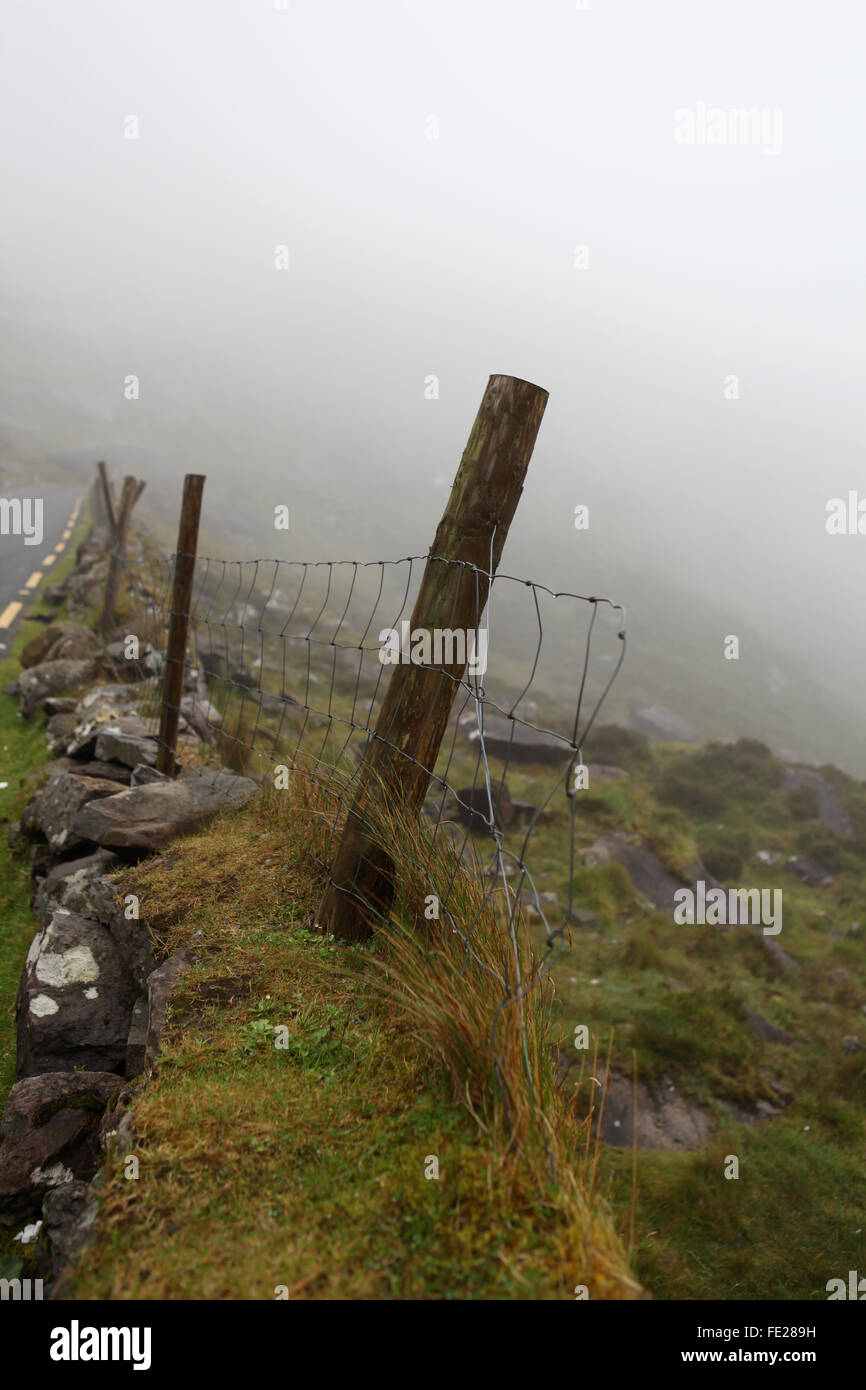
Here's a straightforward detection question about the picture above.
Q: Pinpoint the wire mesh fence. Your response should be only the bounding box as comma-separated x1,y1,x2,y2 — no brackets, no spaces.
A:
133,548,623,945
123,539,626,1154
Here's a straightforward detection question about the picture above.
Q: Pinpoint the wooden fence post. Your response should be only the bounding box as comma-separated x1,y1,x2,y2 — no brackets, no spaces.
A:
316,374,549,943
156,474,206,777
98,476,138,638
97,461,119,541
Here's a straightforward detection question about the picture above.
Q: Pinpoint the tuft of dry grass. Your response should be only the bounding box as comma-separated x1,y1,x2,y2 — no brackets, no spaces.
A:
349,781,644,1297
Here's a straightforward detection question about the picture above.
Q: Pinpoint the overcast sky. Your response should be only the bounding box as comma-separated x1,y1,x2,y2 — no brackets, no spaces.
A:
1,0,864,755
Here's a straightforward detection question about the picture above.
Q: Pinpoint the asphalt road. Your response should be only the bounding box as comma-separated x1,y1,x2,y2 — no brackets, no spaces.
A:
0,484,84,656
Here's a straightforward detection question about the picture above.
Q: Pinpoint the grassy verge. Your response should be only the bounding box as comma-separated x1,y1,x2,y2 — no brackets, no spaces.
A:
69,777,641,1300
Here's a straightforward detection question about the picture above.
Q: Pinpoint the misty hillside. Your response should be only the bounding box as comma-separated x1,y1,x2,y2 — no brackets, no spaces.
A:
1,2,864,1346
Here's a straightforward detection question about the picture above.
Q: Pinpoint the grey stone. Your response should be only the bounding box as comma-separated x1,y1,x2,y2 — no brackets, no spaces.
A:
20,771,124,855
781,768,854,837
42,698,78,717
129,764,171,788
595,1073,712,1151
33,849,121,919
580,831,707,913
67,712,150,760
65,561,108,614
453,783,514,833
73,772,259,852
145,949,191,1075
72,761,131,784
41,1180,99,1276
45,713,78,756
74,684,147,718
784,855,834,888
0,1071,124,1223
179,695,222,741
745,1007,795,1046
93,728,158,768
14,659,101,718
86,877,157,993
21,622,101,671
16,910,137,1078
466,714,571,765
105,640,162,678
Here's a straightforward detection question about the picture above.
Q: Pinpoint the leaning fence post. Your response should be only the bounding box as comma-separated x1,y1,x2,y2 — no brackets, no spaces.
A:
98,476,138,638
316,373,549,943
97,461,119,541
156,474,206,777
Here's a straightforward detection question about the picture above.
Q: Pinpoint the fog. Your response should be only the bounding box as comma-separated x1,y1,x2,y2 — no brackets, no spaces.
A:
1,0,863,769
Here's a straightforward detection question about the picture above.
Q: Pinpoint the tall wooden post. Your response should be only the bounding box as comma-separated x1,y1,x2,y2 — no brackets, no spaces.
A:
156,474,206,777
98,476,137,638
97,461,119,541
316,374,549,942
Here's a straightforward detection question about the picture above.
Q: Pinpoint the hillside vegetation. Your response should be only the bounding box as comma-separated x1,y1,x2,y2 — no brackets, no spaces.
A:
61,722,866,1300
2,509,864,1301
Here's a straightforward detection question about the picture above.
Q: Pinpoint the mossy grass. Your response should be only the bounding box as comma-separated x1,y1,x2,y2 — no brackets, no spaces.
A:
68,771,642,1300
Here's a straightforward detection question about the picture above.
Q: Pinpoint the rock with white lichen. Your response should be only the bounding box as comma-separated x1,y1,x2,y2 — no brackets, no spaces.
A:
15,910,137,1079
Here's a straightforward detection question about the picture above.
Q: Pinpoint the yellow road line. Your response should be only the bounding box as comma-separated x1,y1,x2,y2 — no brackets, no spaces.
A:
1,501,83,637
0,602,23,628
